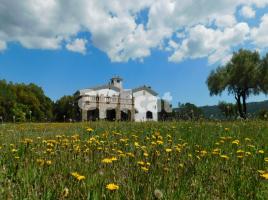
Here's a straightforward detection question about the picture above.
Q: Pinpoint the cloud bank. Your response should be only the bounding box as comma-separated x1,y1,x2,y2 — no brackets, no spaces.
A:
0,0,268,64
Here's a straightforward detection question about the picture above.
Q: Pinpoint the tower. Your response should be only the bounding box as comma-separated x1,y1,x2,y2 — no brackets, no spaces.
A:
110,76,123,90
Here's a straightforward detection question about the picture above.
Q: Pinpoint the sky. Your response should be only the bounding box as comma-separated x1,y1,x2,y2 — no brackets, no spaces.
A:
0,0,268,107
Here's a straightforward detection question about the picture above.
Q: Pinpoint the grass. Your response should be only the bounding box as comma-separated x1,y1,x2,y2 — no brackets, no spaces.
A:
0,121,268,199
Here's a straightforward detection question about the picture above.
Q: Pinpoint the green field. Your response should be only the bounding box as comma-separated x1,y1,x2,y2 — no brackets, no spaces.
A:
0,121,268,199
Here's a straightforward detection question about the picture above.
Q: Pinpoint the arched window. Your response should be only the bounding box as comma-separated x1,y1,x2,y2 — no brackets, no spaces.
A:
146,111,153,119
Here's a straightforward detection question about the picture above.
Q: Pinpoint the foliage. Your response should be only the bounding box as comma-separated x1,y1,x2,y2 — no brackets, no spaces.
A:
0,80,53,122
207,49,268,119
53,91,81,122
218,101,237,119
258,109,268,120
0,122,268,199
173,103,204,120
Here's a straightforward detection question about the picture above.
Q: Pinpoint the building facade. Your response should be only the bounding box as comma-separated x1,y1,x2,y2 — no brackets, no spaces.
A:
79,77,159,121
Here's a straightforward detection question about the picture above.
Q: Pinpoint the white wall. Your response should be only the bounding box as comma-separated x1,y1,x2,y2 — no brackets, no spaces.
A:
133,90,158,122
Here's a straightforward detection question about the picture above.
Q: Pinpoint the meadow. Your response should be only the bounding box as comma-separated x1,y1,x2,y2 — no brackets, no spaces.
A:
0,121,268,200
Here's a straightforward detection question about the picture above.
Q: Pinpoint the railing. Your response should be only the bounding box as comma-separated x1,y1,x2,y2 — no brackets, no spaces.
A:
82,95,133,105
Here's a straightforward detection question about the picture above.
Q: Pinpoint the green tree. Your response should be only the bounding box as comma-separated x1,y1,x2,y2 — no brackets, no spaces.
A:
207,49,262,119
175,103,203,120
53,92,81,122
218,101,237,119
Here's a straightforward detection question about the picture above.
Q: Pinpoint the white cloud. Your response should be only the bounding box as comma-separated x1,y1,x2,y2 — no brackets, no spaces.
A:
251,14,268,47
215,15,237,28
0,0,267,63
240,6,256,18
0,40,7,51
169,23,250,64
66,38,88,54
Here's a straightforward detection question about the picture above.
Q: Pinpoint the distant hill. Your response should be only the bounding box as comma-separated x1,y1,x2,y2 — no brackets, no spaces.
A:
200,100,268,119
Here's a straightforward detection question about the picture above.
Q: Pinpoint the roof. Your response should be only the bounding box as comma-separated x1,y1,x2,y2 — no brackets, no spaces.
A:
86,84,121,92
132,85,158,96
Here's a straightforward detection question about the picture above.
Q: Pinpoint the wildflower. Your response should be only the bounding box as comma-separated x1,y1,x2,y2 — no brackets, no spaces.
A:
260,173,268,180
101,158,113,164
224,128,230,131
141,166,149,172
232,140,239,145
62,187,69,198
77,175,86,181
258,150,265,154
87,127,94,132
236,149,244,153
71,172,86,181
137,161,145,166
154,189,163,199
106,183,119,191
46,160,52,165
165,148,172,153
143,152,149,157
36,159,45,166
157,140,163,145
220,155,229,160
264,157,268,162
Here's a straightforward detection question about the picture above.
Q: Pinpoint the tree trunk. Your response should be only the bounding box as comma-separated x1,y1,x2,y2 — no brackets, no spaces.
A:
242,93,247,118
235,94,244,119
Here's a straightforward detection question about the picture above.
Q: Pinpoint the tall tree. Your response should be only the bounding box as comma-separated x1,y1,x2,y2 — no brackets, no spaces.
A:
207,49,262,119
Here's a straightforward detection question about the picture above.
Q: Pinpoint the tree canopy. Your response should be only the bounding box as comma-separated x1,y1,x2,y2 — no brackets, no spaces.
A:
0,80,53,122
207,49,268,119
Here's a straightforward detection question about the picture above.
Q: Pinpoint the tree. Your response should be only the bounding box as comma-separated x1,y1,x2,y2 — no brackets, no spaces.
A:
53,92,81,122
174,103,203,120
218,101,237,119
0,80,53,122
207,49,262,119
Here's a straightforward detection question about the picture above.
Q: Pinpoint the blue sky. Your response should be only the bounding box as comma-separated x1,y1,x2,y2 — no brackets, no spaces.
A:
0,1,268,106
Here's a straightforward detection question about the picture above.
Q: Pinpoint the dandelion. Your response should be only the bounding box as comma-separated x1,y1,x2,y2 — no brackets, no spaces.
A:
258,150,265,154
220,155,229,160
154,189,163,199
165,148,172,153
106,183,119,191
87,127,94,132
141,166,149,172
62,187,69,198
71,172,86,181
260,173,268,180
101,158,113,164
232,140,239,145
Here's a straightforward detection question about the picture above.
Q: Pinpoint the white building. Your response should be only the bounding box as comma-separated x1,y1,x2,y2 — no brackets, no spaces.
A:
79,77,159,121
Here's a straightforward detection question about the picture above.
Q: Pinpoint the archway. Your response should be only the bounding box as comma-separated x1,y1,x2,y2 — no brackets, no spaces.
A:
106,109,116,121
146,111,153,120
121,110,131,121
87,109,99,121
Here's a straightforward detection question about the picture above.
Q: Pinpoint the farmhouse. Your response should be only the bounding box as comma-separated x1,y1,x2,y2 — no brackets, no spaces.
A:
79,77,160,121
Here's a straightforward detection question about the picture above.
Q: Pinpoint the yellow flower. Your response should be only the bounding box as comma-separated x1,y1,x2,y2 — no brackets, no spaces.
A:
87,127,94,132
141,166,149,172
232,140,239,145
62,187,69,198
46,160,52,165
165,148,172,153
260,173,268,180
220,155,229,160
156,140,163,145
77,175,86,181
101,158,113,164
36,159,45,166
137,161,145,166
106,183,119,191
258,150,265,154
143,152,149,157
71,172,85,181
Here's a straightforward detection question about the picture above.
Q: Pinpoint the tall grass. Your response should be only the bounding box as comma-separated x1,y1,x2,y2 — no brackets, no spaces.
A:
0,121,267,199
